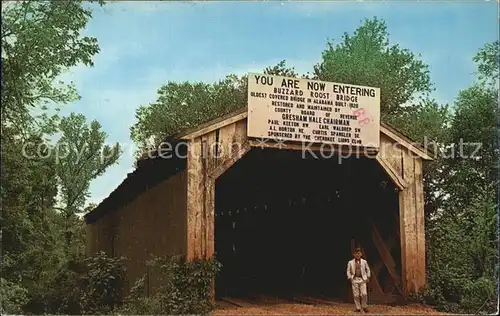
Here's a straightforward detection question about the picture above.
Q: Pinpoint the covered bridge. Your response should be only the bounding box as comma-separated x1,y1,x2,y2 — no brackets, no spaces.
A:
84,106,432,303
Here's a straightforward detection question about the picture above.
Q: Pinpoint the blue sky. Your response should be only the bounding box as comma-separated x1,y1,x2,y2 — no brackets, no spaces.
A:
61,0,498,205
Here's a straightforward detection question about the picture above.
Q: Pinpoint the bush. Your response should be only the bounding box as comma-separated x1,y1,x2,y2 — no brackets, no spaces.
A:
43,251,127,315
120,255,222,315
461,277,497,314
0,277,29,314
424,188,498,313
80,251,128,314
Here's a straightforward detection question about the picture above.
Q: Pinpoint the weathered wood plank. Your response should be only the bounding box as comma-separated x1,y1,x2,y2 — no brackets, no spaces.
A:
187,138,203,260
369,268,385,297
205,177,215,258
220,297,256,308
204,130,218,173
376,155,409,190
380,134,403,177
217,123,237,166
209,142,251,180
414,158,426,291
178,109,248,140
216,300,239,308
248,139,378,156
359,242,385,297
398,191,407,295
85,223,98,256
380,124,433,160
201,136,208,258
233,119,248,145
203,131,217,260
399,149,418,294
100,171,188,293
372,224,400,286
294,296,338,305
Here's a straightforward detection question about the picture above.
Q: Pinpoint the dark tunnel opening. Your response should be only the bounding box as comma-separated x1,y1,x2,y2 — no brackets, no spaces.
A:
214,147,398,300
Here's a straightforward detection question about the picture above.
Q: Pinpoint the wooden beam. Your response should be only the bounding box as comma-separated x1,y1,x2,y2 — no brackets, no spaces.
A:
209,141,251,180
380,124,434,161
179,109,248,140
376,155,408,190
201,137,208,259
369,267,385,297
186,138,203,261
414,158,426,291
399,150,418,295
358,242,385,297
372,224,400,286
248,139,378,156
219,297,255,308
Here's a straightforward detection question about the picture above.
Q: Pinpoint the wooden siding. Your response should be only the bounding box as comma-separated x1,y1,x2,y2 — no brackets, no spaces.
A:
186,120,248,260
379,132,426,294
86,170,187,292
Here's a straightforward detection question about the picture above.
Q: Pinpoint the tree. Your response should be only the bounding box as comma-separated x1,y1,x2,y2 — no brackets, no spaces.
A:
55,113,121,246
0,1,105,313
473,40,499,87
130,60,305,156
442,85,498,212
423,41,499,313
313,17,432,119
131,75,248,155
388,100,452,218
263,60,300,78
1,0,103,131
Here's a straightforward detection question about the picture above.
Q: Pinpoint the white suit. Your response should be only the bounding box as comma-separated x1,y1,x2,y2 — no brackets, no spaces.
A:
346,258,371,310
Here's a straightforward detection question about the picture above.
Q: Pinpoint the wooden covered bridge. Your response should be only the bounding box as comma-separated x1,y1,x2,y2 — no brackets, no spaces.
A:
85,106,432,303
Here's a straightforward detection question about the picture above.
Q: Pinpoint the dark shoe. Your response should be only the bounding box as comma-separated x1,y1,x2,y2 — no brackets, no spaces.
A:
354,309,361,312
363,308,369,313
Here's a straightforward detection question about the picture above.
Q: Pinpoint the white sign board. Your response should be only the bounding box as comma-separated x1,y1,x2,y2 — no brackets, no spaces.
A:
247,73,381,149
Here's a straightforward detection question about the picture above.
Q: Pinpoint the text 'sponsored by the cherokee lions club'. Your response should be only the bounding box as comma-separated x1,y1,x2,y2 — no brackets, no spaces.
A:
247,73,381,148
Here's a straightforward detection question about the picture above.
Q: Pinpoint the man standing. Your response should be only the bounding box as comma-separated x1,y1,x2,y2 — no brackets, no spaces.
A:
346,248,371,313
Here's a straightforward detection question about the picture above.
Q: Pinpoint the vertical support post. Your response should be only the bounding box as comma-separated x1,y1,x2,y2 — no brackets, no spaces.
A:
187,138,203,261
186,136,217,303
399,150,426,295
414,159,426,291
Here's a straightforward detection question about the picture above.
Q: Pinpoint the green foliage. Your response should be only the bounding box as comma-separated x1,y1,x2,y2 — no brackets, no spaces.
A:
55,113,122,218
130,59,305,157
263,60,300,78
473,40,499,87
0,2,124,315
438,85,498,216
0,277,29,314
131,75,247,154
120,255,222,315
0,130,68,305
461,277,497,313
421,40,499,314
42,251,127,315
1,0,104,129
313,17,432,118
80,251,128,314
386,99,452,217
424,188,498,313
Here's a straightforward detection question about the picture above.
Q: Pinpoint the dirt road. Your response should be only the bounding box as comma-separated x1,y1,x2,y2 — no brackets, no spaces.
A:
212,297,446,315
